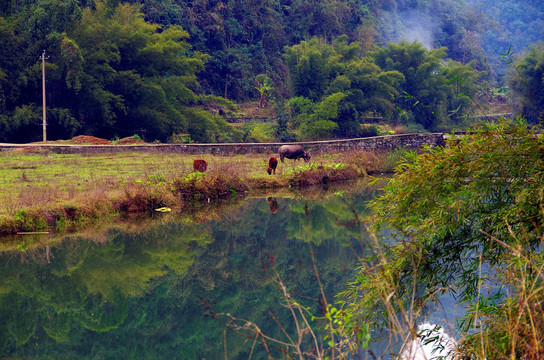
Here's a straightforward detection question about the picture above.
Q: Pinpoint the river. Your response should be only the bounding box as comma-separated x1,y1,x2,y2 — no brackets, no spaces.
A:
0,180,392,359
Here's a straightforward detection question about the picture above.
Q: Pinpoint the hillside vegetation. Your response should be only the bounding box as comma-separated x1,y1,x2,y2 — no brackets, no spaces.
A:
0,0,542,144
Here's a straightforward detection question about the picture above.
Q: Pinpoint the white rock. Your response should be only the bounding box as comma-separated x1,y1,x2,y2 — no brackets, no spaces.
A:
401,322,457,360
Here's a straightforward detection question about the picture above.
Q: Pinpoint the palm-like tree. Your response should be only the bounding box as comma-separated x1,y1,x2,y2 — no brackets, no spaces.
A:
256,77,272,107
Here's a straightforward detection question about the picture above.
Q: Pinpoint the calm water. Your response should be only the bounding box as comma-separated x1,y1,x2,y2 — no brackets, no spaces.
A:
0,182,380,359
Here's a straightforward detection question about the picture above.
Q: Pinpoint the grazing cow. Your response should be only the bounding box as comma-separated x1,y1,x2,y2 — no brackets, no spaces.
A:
267,156,278,175
267,197,278,213
193,159,208,172
278,145,311,163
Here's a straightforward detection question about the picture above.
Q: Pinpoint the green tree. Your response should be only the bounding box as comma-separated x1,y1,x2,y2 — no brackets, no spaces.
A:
507,42,544,123
284,37,332,101
70,1,212,141
371,41,483,129
298,92,344,140
442,59,485,124
284,36,404,139
371,41,451,129
0,0,245,143
255,74,272,108
338,118,544,358
470,0,544,74
344,58,404,117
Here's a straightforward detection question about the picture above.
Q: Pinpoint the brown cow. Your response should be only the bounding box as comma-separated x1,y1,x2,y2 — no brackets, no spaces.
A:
267,156,278,175
193,159,208,172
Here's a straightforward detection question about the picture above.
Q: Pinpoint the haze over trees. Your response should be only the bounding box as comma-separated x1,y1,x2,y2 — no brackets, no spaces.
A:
0,0,542,143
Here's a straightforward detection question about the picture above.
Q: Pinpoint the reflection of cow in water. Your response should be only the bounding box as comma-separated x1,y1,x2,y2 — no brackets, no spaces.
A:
267,197,278,213
267,156,278,175
279,145,311,163
193,159,208,172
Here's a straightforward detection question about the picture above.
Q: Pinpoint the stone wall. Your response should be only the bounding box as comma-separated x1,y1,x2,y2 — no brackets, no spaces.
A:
0,133,446,155
225,117,277,123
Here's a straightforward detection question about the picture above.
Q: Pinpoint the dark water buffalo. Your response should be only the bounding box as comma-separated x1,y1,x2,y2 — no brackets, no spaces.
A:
278,145,311,163
267,156,278,175
193,159,208,172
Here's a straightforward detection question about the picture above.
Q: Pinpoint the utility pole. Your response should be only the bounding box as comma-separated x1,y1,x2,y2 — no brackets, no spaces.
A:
40,50,49,142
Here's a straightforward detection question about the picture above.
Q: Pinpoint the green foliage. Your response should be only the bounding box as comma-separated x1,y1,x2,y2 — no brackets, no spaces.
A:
338,119,544,357
3,105,42,142
299,119,338,140
284,36,407,139
298,92,345,140
284,37,333,101
70,2,210,141
182,171,204,183
197,94,238,112
0,0,541,143
506,43,544,122
255,74,272,107
359,125,381,137
283,162,344,176
179,0,374,101
287,96,314,124
243,122,276,143
372,42,444,128
182,106,240,143
168,133,193,144
0,0,248,143
443,59,485,124
371,41,484,130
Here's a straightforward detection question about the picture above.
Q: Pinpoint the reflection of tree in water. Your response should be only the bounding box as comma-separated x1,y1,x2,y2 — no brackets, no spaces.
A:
75,291,128,333
41,308,72,343
5,294,38,347
0,185,378,358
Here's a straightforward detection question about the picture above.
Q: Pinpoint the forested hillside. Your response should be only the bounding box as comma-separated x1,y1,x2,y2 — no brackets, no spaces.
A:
0,0,542,143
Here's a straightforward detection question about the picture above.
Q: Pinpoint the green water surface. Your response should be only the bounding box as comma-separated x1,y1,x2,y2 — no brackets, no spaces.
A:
0,183,377,359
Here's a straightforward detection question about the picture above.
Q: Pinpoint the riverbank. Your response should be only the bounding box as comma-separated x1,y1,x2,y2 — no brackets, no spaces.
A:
0,148,405,236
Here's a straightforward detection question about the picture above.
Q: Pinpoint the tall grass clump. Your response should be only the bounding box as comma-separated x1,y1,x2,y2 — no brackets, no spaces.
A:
343,148,411,174
172,170,248,206
114,181,175,212
334,118,544,359
284,162,363,187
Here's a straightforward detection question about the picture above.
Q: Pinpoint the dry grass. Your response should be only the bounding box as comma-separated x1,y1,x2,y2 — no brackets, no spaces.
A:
0,149,400,235
235,101,276,118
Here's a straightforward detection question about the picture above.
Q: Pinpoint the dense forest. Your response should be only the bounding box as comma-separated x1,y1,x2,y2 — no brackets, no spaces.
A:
0,0,542,143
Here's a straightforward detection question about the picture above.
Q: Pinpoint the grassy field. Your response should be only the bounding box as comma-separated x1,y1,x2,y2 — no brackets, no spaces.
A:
0,148,405,236
0,151,261,213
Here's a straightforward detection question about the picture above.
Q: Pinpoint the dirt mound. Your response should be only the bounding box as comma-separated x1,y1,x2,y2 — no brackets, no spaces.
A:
9,147,50,154
70,135,112,145
117,136,146,145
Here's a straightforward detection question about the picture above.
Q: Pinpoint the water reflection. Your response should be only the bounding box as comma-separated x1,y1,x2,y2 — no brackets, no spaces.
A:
267,197,279,213
0,181,377,359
